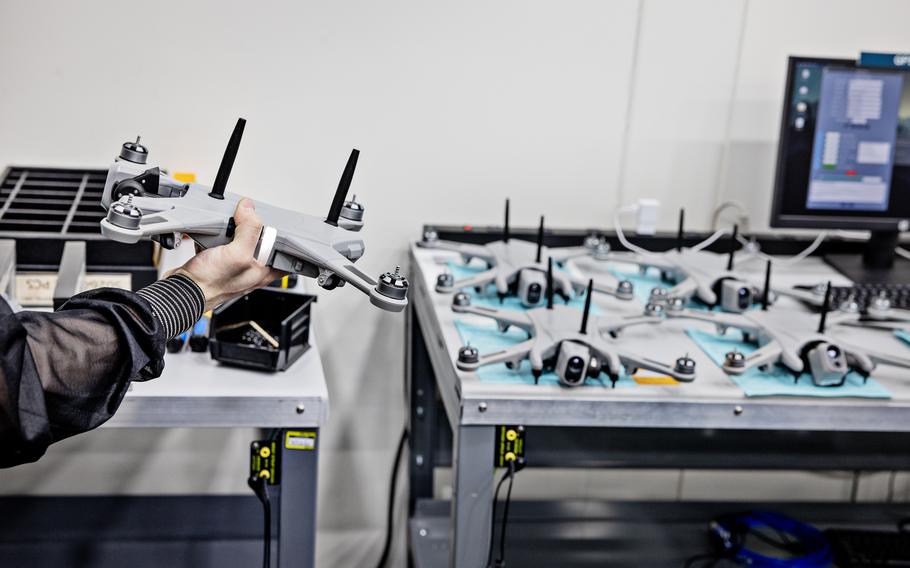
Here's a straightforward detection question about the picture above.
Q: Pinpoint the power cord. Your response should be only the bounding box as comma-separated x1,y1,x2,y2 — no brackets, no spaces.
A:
248,473,272,568
374,427,409,568
486,460,518,568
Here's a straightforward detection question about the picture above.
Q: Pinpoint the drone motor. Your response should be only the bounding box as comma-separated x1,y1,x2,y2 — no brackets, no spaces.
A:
376,266,409,300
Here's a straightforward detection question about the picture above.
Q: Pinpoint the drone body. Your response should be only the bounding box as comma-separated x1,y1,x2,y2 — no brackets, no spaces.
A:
453,261,696,387
99,119,407,312
419,201,634,306
611,214,762,312
664,264,910,386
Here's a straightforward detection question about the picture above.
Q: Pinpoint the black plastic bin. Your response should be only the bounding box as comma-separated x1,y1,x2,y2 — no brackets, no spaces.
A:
209,289,316,371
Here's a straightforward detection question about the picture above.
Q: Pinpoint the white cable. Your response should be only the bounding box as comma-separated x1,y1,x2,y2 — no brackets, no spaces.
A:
689,228,731,253
896,247,910,260
614,204,732,255
613,206,653,255
737,231,827,266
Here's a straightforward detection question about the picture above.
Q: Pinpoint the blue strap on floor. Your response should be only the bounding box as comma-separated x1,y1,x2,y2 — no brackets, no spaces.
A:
453,320,635,387
686,328,891,399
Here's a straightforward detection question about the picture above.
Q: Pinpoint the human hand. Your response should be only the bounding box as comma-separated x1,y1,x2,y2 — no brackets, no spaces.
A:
170,198,283,311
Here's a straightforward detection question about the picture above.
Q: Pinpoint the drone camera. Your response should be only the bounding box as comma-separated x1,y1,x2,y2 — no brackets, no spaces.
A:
517,269,547,307
806,342,848,387
555,341,592,387
718,279,753,313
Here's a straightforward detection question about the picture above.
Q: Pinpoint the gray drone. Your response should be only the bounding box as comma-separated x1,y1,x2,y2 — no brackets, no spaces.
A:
663,261,910,386
453,258,697,387
99,119,408,312
611,211,763,312
418,199,634,307
780,283,910,332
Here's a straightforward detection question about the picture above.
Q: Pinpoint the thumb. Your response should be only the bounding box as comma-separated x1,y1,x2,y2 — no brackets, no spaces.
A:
230,198,265,256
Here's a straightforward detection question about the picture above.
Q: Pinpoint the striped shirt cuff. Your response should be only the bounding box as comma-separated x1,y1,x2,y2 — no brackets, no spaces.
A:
137,274,205,339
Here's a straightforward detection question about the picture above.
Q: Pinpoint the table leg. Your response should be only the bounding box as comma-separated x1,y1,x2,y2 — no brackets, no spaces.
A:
450,425,495,568
408,304,438,512
278,428,319,568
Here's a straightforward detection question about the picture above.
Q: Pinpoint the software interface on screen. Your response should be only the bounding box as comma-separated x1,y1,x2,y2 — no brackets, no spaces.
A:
775,58,910,224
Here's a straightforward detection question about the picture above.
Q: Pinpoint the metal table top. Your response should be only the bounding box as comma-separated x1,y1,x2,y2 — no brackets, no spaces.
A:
410,243,910,431
105,337,328,428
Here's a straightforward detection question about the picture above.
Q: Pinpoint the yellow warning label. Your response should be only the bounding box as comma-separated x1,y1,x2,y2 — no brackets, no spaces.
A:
285,430,317,450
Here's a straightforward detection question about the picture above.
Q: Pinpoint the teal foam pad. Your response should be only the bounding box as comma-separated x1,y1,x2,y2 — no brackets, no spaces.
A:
895,330,910,346
447,261,596,312
686,328,891,399
453,319,635,388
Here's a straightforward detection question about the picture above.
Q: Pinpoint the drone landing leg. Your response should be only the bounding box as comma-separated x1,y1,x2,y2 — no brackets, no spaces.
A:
532,369,542,385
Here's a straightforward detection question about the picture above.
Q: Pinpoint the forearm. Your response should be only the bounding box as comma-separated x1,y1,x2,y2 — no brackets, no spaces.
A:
0,275,203,467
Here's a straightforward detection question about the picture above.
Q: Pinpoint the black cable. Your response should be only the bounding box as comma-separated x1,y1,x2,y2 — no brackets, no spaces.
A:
486,468,512,568
495,461,517,567
261,482,271,568
248,475,272,568
375,427,409,568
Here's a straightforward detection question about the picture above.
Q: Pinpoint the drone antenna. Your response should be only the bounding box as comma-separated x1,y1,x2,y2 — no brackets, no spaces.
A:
818,281,832,334
676,208,685,252
535,215,545,263
503,198,510,243
726,224,739,271
326,149,360,226
546,256,554,310
209,117,246,200
580,279,593,334
761,259,772,311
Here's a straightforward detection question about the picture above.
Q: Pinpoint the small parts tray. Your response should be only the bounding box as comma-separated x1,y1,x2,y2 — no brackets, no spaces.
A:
209,289,315,371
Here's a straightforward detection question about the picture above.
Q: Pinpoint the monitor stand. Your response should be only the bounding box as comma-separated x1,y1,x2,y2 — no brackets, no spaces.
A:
825,230,910,283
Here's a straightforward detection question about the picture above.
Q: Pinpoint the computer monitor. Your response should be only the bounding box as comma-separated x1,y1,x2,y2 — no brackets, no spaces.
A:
770,55,910,282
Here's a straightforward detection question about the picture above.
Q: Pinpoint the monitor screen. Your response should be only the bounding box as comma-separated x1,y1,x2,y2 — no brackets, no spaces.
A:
771,56,910,230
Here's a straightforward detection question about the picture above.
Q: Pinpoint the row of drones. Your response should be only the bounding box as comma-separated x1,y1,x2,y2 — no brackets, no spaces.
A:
418,201,910,388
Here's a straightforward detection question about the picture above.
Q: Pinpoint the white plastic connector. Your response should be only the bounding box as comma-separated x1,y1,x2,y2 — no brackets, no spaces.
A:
634,198,660,236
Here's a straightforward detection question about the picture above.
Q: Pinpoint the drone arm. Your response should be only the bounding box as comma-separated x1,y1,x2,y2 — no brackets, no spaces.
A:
665,278,703,303
617,350,694,382
456,339,535,372
415,240,493,263
439,268,497,293
666,308,756,334
841,341,910,371
548,246,593,263
596,314,661,335
452,304,532,331
725,342,783,375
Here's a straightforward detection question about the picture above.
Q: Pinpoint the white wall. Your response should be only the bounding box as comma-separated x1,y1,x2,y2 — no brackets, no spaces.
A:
3,0,910,563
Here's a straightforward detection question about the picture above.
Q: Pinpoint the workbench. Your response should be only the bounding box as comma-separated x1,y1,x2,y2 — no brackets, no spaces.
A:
0,335,329,568
407,239,910,567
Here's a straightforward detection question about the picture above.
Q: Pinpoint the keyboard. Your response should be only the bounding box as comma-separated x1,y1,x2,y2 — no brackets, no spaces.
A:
826,528,910,567
796,283,910,311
